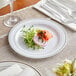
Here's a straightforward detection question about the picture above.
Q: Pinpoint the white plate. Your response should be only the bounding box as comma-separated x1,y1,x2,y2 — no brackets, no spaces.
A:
0,61,41,76
8,18,67,59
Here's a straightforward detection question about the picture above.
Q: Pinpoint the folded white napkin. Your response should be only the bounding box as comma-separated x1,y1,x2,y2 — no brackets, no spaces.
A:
17,67,36,76
33,0,76,31
0,64,23,76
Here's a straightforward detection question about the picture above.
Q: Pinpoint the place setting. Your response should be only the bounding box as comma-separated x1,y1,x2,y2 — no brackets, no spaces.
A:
0,0,67,59
0,0,76,76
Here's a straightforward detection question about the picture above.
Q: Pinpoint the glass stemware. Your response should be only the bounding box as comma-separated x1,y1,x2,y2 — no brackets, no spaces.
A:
4,0,21,27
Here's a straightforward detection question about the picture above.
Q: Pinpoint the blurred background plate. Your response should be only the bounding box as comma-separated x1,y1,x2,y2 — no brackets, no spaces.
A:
0,61,41,76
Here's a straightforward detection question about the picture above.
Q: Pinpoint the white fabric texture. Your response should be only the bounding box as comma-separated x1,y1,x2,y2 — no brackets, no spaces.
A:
33,0,76,31
0,64,23,76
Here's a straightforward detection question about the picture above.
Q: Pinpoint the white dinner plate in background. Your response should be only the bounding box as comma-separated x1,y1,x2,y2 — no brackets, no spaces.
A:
0,61,41,76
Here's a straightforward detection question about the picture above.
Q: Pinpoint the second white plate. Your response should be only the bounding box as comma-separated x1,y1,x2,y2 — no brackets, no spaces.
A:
8,18,67,59
0,61,41,76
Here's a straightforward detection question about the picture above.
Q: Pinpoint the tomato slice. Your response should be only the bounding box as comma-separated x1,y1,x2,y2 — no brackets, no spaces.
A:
37,30,53,41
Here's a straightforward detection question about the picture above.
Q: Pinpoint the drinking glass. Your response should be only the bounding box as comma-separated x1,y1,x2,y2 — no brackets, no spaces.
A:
4,0,21,27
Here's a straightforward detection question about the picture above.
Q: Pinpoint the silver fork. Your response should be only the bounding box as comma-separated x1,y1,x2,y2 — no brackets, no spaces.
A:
48,0,72,15
41,4,64,22
43,0,76,23
48,0,76,20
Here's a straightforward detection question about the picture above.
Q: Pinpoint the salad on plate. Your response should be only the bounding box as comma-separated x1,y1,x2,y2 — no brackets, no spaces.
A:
22,25,53,49
53,58,76,76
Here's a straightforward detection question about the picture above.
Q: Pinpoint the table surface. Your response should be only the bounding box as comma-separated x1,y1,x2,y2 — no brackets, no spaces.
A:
0,7,76,76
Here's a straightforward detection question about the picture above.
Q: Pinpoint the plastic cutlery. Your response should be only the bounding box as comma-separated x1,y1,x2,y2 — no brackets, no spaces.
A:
41,4,65,22
48,0,72,15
